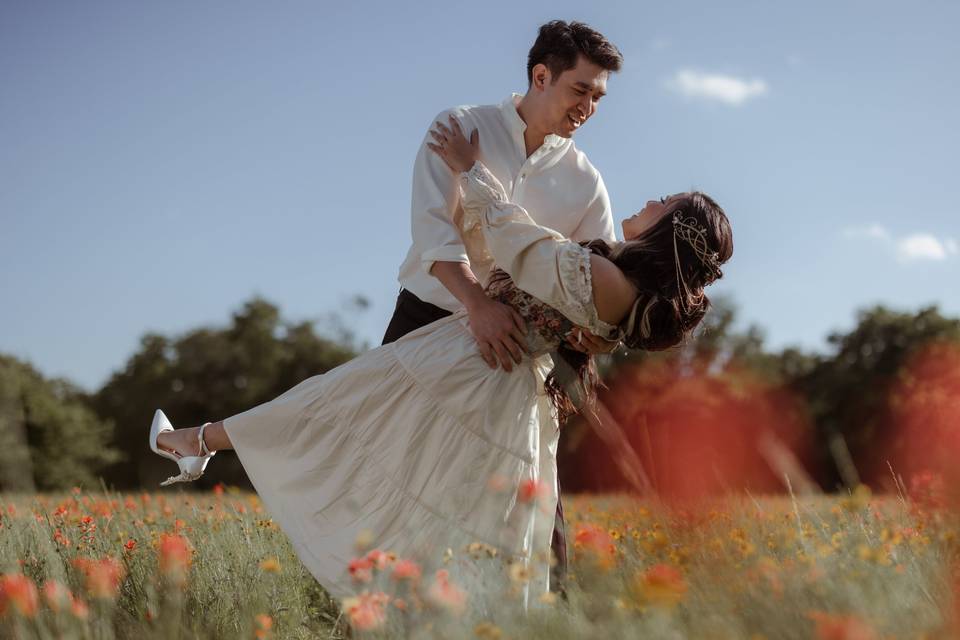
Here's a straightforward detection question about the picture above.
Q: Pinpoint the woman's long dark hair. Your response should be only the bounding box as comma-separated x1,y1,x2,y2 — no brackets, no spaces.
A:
544,191,733,424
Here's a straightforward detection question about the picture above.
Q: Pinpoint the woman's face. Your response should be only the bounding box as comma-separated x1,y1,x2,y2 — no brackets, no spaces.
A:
621,193,685,240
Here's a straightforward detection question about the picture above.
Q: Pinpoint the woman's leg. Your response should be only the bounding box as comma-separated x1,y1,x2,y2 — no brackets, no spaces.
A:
156,421,233,457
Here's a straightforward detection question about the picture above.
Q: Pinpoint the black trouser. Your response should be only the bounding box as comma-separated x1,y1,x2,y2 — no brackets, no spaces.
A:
381,288,569,594
381,288,453,345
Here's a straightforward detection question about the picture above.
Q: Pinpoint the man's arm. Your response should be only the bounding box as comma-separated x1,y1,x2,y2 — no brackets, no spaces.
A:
411,111,471,272
570,172,617,244
413,112,529,371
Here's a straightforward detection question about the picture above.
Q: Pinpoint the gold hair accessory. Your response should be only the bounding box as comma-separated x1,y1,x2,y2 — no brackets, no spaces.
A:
672,213,722,282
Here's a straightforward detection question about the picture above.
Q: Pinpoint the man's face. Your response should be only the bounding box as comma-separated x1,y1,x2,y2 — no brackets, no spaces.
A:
537,55,609,138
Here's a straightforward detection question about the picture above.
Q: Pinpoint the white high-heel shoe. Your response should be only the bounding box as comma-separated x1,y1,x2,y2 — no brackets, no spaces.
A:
149,409,217,486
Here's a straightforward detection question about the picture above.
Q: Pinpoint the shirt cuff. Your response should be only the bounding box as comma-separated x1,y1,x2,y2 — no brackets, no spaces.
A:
421,245,470,275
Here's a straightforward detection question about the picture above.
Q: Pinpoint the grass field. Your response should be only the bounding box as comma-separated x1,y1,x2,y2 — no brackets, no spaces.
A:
0,485,956,639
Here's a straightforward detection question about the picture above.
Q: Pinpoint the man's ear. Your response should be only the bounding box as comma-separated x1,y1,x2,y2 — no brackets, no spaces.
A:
531,63,551,91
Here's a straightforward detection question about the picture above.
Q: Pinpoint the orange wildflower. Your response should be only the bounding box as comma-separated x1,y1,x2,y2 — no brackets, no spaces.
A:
259,557,281,573
41,579,73,613
517,479,547,503
71,596,90,620
92,500,114,518
366,549,394,570
158,533,192,583
631,564,687,608
573,522,616,569
72,557,125,600
391,558,422,582
254,613,273,639
575,522,614,549
348,556,374,583
124,539,137,552
427,569,467,615
53,528,71,547
808,611,877,640
342,591,389,631
0,573,39,618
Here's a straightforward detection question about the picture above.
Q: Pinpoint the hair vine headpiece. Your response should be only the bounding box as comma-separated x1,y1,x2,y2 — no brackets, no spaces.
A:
672,212,723,283
671,211,722,315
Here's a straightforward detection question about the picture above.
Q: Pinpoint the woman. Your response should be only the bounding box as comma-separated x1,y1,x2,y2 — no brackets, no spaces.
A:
149,119,733,611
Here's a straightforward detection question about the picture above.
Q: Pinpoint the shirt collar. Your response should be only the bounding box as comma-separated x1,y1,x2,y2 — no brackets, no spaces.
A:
500,93,568,153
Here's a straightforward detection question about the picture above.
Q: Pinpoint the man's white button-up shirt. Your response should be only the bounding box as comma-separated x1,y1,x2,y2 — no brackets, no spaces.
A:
397,93,617,312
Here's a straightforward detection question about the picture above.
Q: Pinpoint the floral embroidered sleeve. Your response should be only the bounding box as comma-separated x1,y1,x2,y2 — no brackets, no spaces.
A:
458,161,615,338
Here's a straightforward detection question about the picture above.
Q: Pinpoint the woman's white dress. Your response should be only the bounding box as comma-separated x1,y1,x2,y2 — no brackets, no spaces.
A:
222,162,620,611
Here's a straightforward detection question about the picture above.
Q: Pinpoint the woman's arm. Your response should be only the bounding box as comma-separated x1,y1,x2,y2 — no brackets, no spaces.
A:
589,254,639,326
460,159,634,333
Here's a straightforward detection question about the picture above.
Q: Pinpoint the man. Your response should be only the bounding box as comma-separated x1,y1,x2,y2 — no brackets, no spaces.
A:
382,20,623,593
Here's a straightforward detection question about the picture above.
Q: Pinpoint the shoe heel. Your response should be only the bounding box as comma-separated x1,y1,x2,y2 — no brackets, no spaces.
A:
160,455,211,486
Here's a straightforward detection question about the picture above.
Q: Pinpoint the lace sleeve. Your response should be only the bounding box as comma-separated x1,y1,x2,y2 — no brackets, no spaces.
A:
458,162,617,338
458,161,509,232
555,243,620,340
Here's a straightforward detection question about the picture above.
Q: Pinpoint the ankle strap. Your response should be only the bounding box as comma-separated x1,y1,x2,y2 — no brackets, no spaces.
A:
198,422,214,456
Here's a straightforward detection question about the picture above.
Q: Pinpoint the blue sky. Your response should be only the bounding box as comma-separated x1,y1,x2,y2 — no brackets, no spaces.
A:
2,1,958,390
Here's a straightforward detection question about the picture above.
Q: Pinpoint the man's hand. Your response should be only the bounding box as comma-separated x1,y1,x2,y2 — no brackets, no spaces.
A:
565,327,620,355
465,296,529,372
428,262,528,372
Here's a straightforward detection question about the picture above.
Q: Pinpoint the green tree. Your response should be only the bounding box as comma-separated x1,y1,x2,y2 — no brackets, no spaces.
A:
790,305,960,489
0,355,123,492
92,297,358,489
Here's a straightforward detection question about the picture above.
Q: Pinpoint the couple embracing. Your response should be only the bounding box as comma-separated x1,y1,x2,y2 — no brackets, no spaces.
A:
148,20,733,612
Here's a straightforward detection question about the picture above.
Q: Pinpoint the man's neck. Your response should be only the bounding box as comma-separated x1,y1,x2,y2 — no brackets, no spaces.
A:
515,95,549,158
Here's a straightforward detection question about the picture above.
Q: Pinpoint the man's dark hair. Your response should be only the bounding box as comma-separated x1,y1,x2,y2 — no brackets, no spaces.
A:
526,20,623,86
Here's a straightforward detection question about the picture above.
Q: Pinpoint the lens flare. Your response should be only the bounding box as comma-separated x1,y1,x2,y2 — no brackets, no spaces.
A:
877,339,960,503
563,357,815,502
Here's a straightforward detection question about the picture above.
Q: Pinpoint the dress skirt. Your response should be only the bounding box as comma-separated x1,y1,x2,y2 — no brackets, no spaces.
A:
222,312,561,609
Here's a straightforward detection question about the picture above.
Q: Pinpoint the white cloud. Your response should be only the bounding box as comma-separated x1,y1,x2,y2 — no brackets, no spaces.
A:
842,224,957,263
896,233,952,262
843,224,891,241
668,69,768,106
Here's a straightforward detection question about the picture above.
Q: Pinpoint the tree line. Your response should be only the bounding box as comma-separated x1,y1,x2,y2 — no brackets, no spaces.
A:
1,296,958,494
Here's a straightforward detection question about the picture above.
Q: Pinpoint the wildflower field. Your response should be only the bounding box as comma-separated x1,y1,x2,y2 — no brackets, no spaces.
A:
1,485,956,639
